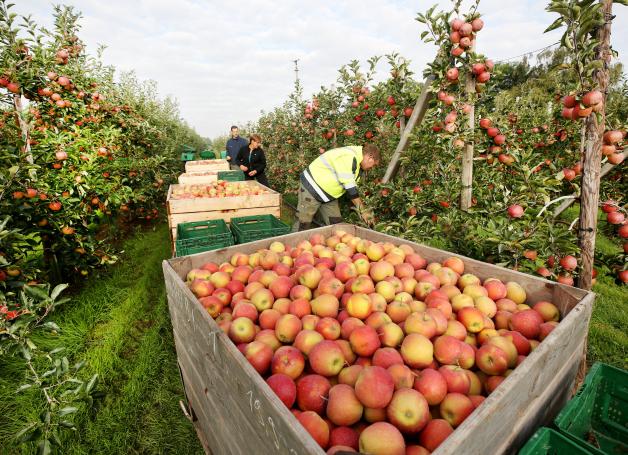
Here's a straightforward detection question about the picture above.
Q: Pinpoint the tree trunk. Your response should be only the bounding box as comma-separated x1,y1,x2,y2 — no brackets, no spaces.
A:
578,0,613,291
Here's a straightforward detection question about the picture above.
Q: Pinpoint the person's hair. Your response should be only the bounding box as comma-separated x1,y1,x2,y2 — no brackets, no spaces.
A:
230,125,238,131
249,134,262,144
363,144,380,163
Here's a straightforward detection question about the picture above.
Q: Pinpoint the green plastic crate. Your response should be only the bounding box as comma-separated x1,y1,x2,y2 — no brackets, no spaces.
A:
217,170,245,181
230,214,290,244
519,428,601,455
220,150,227,159
175,220,233,256
554,362,628,455
199,150,216,159
180,152,195,161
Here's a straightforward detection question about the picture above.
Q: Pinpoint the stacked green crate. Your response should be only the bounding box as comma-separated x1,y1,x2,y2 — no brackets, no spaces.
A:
230,215,290,244
553,363,627,454
175,220,233,256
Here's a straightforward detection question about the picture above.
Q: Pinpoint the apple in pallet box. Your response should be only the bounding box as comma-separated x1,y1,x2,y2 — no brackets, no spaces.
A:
509,309,543,339
372,347,403,369
388,364,414,390
420,419,454,452
271,346,304,379
354,366,395,409
386,388,430,433
326,384,364,426
243,340,273,374
297,411,329,449
266,373,296,408
329,426,359,451
275,313,302,343
296,374,331,414
375,322,403,349
400,333,434,369
349,325,381,357
293,329,324,356
316,314,342,338
308,340,345,377
359,422,406,455
440,392,475,427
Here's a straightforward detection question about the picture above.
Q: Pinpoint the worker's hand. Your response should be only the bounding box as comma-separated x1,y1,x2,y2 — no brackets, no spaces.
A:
240,165,248,171
360,210,375,226
248,170,257,176
226,156,231,161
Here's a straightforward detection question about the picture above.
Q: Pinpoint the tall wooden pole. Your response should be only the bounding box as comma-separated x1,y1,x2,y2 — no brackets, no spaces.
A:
460,61,475,211
578,0,613,291
381,76,434,184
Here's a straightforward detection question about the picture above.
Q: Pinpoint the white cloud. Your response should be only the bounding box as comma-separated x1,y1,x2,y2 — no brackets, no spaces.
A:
15,1,628,138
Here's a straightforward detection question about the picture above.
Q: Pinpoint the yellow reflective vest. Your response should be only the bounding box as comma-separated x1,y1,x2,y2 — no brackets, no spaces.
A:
301,146,363,202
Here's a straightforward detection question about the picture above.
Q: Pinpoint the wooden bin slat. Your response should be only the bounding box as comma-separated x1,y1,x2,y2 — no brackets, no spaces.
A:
163,223,594,455
178,172,219,184
184,159,230,172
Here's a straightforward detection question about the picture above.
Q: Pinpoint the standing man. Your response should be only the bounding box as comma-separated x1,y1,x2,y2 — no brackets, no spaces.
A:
297,144,380,231
226,125,248,171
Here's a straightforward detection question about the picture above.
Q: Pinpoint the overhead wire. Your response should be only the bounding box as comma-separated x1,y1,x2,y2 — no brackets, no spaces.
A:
495,41,561,63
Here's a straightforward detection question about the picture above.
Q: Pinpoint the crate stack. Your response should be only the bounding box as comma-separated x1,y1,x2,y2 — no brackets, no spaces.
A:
519,362,627,454
169,146,290,256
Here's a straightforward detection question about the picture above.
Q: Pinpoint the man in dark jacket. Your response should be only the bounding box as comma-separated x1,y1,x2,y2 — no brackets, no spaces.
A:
226,126,248,170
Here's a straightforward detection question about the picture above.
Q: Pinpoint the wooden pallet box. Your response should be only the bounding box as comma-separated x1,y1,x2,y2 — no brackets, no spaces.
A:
184,159,230,173
162,224,594,455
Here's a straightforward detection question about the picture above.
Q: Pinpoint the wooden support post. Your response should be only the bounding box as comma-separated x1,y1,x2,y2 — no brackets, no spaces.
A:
578,0,613,291
460,63,475,211
13,94,33,165
381,75,434,184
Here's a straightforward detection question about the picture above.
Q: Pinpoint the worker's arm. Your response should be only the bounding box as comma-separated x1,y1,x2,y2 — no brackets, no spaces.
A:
351,196,374,225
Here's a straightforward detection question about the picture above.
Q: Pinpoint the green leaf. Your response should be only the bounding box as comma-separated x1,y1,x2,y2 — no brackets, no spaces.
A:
544,17,564,33
16,383,32,393
58,406,78,417
37,439,51,455
23,285,49,301
9,166,18,177
15,422,38,443
43,321,60,331
50,283,68,301
86,374,98,393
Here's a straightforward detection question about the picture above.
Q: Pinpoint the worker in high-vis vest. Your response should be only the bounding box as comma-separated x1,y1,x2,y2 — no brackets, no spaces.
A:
296,144,380,231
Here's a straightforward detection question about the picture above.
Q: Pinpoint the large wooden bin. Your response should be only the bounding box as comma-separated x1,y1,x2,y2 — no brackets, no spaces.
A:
162,224,594,455
166,181,281,248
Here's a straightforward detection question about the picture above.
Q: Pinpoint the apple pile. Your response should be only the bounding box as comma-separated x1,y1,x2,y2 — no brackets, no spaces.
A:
186,229,562,454
170,182,270,199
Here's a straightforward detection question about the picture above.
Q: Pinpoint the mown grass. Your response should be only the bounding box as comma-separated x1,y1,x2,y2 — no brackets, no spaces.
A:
0,224,203,455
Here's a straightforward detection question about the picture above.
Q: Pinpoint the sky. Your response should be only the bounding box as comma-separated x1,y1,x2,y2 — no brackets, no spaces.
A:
17,1,628,140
